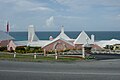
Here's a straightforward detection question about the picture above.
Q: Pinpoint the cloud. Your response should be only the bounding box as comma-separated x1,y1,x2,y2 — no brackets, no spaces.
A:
118,14,120,17
0,0,120,31
53,0,120,12
56,15,89,20
46,16,55,27
29,7,54,12
54,0,120,7
14,0,52,12
0,0,54,12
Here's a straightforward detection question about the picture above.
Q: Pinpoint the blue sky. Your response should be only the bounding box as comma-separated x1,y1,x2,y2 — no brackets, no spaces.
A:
0,0,120,31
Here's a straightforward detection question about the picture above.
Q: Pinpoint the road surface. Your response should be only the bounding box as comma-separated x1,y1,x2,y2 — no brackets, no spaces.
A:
0,60,120,80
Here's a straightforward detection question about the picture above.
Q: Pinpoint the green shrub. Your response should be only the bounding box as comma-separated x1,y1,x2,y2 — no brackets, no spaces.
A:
15,47,26,53
15,46,43,53
104,45,114,50
64,49,70,52
0,47,7,51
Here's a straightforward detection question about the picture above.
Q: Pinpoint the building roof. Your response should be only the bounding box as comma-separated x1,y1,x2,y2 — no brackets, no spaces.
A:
28,25,39,42
32,33,39,41
56,26,71,40
74,31,93,44
95,39,120,47
14,40,50,47
42,37,74,48
14,41,28,46
28,40,51,47
0,31,14,41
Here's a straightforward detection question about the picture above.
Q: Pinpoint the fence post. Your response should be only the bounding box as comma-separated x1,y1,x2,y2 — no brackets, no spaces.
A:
14,52,16,58
44,49,46,56
82,45,85,58
55,49,57,60
34,52,36,59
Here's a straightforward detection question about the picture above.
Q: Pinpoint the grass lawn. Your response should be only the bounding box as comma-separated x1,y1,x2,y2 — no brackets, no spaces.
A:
0,53,82,62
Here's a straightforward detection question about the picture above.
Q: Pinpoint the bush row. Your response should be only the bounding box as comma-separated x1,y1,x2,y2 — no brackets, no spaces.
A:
15,46,43,53
0,46,43,53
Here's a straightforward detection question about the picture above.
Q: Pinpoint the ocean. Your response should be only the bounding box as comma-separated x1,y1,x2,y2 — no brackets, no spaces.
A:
9,31,120,41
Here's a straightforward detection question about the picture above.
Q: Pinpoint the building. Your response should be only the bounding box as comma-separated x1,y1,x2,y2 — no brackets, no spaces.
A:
73,31,94,49
95,39,120,48
7,40,28,51
28,25,102,52
0,31,14,47
42,37,74,52
8,25,102,52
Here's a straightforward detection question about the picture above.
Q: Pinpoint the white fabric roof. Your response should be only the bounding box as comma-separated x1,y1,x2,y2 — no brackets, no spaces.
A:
28,25,39,42
14,40,51,47
95,39,120,48
14,41,28,46
33,33,39,41
56,27,71,40
28,40,51,47
74,31,93,44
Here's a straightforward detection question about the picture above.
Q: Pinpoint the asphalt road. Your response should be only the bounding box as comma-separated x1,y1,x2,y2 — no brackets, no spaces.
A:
92,53,120,60
0,60,120,80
